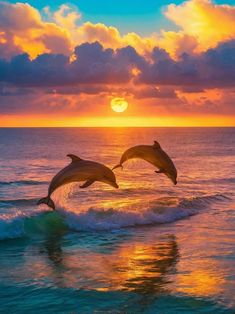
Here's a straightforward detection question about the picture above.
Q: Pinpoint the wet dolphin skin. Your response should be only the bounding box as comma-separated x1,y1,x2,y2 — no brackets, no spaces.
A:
37,154,118,210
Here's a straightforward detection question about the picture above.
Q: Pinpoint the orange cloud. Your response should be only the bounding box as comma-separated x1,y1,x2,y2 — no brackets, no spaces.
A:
76,22,158,55
2,0,235,61
44,4,81,42
0,2,159,59
176,88,235,116
48,0,235,59
53,4,81,30
77,22,121,47
158,31,198,59
164,0,235,54
0,2,72,59
176,88,222,107
70,0,235,58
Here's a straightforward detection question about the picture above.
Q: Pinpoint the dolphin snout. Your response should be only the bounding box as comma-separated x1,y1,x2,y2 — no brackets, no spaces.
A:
111,182,119,189
167,173,177,185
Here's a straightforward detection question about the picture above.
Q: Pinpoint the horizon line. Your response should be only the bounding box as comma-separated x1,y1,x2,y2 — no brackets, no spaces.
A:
1,126,235,128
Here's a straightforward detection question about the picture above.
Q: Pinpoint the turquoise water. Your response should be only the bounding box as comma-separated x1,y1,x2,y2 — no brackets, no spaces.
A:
0,128,234,313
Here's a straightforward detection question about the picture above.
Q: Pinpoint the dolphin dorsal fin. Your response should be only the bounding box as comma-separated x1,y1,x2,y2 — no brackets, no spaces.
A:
153,141,161,149
67,154,82,162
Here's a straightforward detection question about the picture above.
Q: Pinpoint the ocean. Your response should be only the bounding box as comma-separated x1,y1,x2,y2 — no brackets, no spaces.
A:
0,127,234,313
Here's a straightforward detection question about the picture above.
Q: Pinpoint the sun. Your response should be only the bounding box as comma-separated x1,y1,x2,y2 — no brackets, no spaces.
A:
110,97,128,113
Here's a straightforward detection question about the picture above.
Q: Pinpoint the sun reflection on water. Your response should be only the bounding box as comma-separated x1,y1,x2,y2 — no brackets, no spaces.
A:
14,234,179,295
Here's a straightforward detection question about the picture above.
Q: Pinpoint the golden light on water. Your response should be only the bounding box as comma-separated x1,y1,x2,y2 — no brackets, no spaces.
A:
110,97,128,113
1,114,235,127
175,269,225,297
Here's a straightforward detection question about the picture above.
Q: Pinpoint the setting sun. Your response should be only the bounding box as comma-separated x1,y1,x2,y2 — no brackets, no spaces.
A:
110,98,128,113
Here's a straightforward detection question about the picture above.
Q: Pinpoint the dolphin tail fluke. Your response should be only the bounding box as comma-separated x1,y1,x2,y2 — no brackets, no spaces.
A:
112,164,123,171
37,196,55,210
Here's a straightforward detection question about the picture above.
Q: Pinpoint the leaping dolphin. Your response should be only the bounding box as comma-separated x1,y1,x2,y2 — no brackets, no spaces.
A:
37,154,119,210
113,141,177,185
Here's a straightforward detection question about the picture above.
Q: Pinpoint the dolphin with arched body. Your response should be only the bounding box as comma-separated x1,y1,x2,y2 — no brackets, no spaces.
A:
37,154,119,210
113,141,177,185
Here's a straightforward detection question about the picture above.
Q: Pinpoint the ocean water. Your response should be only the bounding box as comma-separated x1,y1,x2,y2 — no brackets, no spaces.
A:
0,127,234,314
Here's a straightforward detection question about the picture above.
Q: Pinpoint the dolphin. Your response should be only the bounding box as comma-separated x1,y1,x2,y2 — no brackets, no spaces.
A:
113,141,177,185
37,154,119,210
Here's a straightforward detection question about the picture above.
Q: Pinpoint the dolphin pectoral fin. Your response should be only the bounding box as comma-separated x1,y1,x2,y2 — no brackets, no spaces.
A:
80,179,95,188
155,169,165,174
67,154,83,162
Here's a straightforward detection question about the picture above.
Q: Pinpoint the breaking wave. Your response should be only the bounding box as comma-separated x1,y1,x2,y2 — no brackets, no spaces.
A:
0,193,230,240
64,194,229,231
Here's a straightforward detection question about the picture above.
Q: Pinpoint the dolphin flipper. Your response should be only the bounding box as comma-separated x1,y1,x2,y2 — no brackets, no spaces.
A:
80,179,95,188
112,164,123,170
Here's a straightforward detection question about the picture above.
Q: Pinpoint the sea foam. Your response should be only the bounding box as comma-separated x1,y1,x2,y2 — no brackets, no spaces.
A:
0,193,229,239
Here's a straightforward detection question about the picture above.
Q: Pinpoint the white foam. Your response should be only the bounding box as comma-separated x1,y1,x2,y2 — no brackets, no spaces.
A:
0,194,229,238
0,215,25,239
62,205,195,231
62,194,229,231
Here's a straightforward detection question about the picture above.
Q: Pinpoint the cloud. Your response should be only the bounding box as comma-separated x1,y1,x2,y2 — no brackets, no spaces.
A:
44,4,81,43
0,0,235,120
1,0,235,61
164,0,235,54
158,31,198,59
133,86,177,99
0,42,145,86
0,1,72,59
0,39,235,90
76,22,158,55
138,40,235,88
51,4,81,30
0,53,70,86
0,2,158,59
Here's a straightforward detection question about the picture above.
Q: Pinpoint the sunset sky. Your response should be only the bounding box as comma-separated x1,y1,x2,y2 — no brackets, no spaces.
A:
0,0,235,126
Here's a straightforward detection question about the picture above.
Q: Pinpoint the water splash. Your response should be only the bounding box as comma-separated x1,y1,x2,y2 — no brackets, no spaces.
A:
0,193,230,239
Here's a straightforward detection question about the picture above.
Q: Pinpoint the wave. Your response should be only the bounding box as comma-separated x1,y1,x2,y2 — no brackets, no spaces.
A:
0,211,66,240
0,193,229,240
0,214,25,240
64,194,230,231
188,177,235,184
0,198,39,208
0,180,47,187
178,194,229,207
